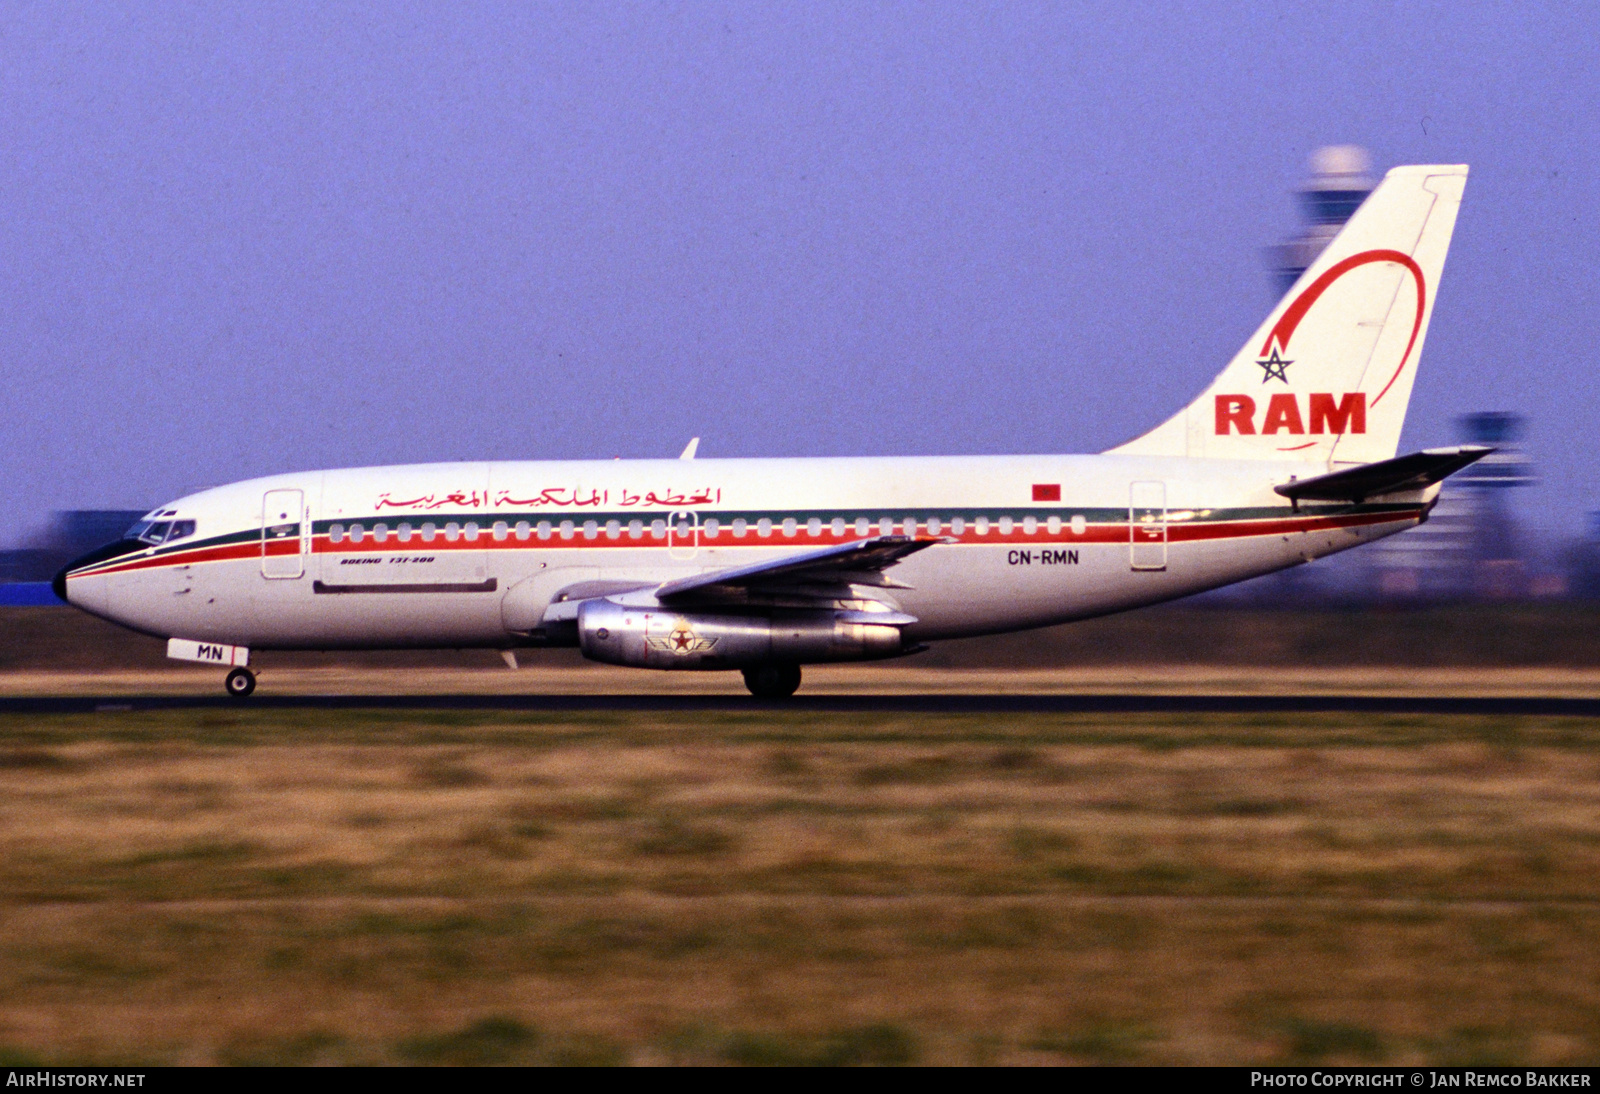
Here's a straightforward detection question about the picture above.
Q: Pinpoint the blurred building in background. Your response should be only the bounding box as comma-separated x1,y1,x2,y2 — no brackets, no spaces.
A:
1266,145,1375,293
1367,412,1537,599
1567,512,1600,601
0,510,146,584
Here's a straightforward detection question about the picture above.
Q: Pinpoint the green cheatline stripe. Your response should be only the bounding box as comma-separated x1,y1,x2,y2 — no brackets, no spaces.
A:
309,501,1413,534
76,500,1418,575
152,528,257,554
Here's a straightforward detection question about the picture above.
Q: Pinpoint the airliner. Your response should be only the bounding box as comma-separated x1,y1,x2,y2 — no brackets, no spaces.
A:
57,165,1479,698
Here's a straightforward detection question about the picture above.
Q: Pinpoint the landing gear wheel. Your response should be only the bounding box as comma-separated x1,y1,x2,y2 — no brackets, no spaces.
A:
225,667,256,699
743,664,801,699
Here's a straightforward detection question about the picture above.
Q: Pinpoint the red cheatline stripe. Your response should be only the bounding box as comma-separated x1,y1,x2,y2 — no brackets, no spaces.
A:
70,509,1421,579
1169,509,1414,543
71,539,284,578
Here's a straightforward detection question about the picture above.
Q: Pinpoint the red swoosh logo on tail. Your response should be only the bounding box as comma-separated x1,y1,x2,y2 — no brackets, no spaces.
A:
1262,248,1426,408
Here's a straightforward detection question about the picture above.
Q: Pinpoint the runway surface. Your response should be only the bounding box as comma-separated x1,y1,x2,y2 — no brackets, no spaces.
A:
5,694,1600,715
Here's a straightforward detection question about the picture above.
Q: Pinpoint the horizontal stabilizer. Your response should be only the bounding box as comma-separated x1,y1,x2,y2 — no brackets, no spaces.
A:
1274,446,1492,503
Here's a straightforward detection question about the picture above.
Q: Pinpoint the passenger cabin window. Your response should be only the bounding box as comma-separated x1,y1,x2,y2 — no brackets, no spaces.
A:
536,521,552,540
855,517,869,537
831,518,845,538
998,516,1013,535
703,518,720,538
349,524,365,544
493,521,509,541
807,518,822,537
444,523,460,542
515,521,531,541
757,518,773,538
951,517,965,536
975,516,990,535
398,523,413,543
878,517,894,536
421,523,436,543
1023,516,1038,535
732,519,748,538
373,523,389,543
464,522,480,542
329,524,345,544
927,517,942,535
628,520,643,539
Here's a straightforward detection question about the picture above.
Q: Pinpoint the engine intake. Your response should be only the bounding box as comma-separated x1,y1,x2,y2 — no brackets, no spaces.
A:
576,598,908,669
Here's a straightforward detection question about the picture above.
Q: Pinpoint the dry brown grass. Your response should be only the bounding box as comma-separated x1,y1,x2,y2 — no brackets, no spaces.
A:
0,707,1599,1064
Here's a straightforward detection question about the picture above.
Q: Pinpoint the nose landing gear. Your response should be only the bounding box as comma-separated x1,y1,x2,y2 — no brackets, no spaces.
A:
742,664,801,699
225,667,256,699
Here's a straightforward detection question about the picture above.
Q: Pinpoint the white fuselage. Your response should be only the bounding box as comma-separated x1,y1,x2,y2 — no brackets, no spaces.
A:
62,452,1427,657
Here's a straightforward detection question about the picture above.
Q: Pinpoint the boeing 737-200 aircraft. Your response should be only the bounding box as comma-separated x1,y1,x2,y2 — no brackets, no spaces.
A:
58,165,1480,698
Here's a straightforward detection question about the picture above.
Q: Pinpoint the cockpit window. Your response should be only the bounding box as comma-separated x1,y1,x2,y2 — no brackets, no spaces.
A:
127,519,195,546
126,517,197,546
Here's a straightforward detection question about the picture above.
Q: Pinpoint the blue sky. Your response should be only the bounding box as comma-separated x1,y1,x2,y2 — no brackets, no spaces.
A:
1,2,1595,537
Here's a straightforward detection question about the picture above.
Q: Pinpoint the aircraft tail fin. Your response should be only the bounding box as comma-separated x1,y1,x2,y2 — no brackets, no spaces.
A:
1108,164,1468,464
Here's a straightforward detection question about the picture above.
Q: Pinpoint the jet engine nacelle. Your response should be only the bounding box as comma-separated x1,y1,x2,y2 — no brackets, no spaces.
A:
576,597,907,669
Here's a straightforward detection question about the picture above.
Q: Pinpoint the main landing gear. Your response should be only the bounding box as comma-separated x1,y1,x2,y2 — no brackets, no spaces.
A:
225,667,256,699
743,664,801,699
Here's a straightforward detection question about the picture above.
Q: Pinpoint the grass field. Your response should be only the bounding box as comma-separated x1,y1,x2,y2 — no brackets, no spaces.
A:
2,704,1600,1065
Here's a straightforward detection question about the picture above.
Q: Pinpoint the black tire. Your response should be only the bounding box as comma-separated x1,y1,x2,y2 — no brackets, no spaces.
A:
743,663,801,699
225,667,256,699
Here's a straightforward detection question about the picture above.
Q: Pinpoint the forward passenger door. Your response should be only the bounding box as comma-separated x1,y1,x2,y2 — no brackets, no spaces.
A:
261,489,306,579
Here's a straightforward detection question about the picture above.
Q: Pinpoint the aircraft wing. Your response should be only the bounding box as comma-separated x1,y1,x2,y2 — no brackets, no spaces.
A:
533,536,935,634
655,535,939,606
1275,445,1492,504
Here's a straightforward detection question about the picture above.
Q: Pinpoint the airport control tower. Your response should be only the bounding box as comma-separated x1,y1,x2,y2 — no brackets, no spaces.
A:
1267,145,1376,293
1256,147,1538,602
1232,146,1378,603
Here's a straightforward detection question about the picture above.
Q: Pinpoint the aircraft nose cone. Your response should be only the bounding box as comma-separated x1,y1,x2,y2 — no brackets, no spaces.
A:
54,539,147,608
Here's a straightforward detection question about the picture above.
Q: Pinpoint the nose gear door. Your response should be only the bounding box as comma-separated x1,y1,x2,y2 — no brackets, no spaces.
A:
262,489,306,579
